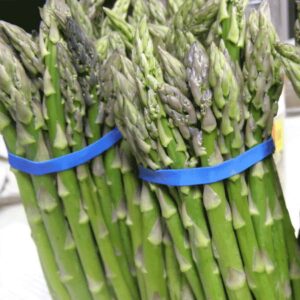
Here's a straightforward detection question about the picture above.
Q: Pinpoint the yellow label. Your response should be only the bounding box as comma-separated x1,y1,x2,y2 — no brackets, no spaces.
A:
272,118,284,153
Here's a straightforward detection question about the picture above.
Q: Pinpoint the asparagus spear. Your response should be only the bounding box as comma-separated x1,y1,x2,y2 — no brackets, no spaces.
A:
65,0,94,37
102,76,138,293
157,37,250,297
131,0,149,23
42,2,136,298
269,159,300,299
147,0,168,25
112,65,175,300
166,0,185,15
276,42,300,98
115,17,209,300
194,45,251,300
100,53,138,282
0,38,92,300
109,54,167,300
41,4,116,298
163,231,182,300
113,69,205,300
163,2,198,61
244,9,292,299
272,41,300,300
80,0,105,38
187,0,221,38
102,53,159,297
103,7,134,49
56,2,142,297
108,0,131,19
157,44,227,300
139,182,168,300
56,40,114,299
0,102,71,300
119,141,148,300
80,0,105,14
0,21,43,77
103,6,169,51
158,16,254,296
203,38,276,298
101,0,131,36
216,0,248,60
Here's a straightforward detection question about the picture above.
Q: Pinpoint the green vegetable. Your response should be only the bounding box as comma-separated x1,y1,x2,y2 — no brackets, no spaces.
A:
0,36,92,300
0,1,299,300
0,102,71,300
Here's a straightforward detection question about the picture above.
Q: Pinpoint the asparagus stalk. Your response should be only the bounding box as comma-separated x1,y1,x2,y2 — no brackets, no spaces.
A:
243,9,292,299
0,21,43,78
147,0,168,25
42,3,136,298
159,40,252,299
131,0,149,24
119,141,148,300
101,56,137,284
79,0,105,38
112,55,171,299
272,41,300,300
113,67,205,300
115,20,223,300
0,38,92,300
269,159,300,299
165,2,197,60
103,7,134,49
80,0,105,14
187,0,221,39
139,182,168,300
163,231,182,300
157,45,227,300
159,27,253,296
205,39,277,298
199,48,251,300
65,0,94,37
41,5,116,299
113,54,168,299
219,0,248,61
0,102,71,300
101,0,131,36
56,40,113,299
166,0,185,15
55,2,141,297
108,0,131,19
275,42,300,98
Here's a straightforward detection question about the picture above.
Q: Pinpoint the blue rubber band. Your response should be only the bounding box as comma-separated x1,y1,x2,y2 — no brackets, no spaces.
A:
8,128,122,176
139,138,275,186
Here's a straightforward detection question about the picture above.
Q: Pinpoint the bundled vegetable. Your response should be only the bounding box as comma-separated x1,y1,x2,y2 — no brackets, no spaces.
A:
0,0,299,299
112,1,300,300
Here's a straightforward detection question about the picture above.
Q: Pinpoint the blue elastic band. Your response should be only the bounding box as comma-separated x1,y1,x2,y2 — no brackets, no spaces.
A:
8,128,122,176
139,138,275,186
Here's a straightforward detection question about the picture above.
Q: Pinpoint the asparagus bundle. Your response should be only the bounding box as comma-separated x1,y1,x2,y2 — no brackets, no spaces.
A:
111,1,300,300
0,0,299,300
0,0,170,299
0,1,137,299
